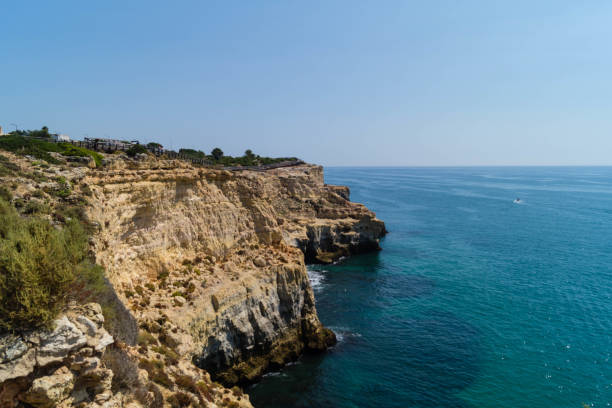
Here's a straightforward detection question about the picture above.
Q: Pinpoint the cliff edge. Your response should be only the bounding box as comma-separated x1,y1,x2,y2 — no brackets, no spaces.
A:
0,152,385,407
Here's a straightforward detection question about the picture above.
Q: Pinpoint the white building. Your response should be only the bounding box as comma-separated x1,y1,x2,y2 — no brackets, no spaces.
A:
53,134,71,142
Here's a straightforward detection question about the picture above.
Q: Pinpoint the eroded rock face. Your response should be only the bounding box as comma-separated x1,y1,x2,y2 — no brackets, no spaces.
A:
0,303,115,408
85,160,385,386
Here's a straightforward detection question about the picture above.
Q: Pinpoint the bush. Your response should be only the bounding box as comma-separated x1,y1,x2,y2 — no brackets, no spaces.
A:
0,198,106,331
137,330,158,347
174,374,197,393
151,345,180,365
196,381,214,403
126,144,149,157
0,186,12,202
21,200,50,215
167,392,193,408
0,154,19,177
178,148,206,160
57,143,103,167
139,358,173,388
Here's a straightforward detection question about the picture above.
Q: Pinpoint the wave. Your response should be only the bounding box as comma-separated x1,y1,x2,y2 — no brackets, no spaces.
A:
307,268,327,292
328,326,362,343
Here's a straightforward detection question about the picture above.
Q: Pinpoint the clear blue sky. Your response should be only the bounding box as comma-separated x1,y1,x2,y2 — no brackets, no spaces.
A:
2,1,612,166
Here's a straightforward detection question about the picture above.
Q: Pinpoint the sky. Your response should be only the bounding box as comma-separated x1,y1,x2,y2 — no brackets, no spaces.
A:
2,1,612,166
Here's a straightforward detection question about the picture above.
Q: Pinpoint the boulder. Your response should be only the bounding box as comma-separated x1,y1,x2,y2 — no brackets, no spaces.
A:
37,316,87,367
20,366,75,408
0,334,28,363
94,330,114,352
253,257,267,267
0,348,37,382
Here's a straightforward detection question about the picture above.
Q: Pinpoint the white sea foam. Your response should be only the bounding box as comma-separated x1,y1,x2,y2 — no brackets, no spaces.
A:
307,268,327,292
328,326,362,343
262,371,284,378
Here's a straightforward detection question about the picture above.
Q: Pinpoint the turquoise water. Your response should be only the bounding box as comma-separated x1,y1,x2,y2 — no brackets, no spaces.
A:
248,167,612,408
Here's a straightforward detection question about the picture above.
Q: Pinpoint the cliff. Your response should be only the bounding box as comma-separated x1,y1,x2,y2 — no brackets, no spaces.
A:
86,157,385,386
0,152,385,407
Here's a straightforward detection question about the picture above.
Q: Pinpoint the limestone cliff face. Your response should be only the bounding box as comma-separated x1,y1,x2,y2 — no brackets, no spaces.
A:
85,158,385,386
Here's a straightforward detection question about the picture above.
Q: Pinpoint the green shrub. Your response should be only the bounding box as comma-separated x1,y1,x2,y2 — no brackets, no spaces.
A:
0,154,19,177
57,143,103,167
0,186,12,202
134,285,145,296
147,142,163,149
167,392,193,408
0,198,106,331
174,374,197,393
53,205,87,223
137,330,158,347
21,200,50,215
151,345,180,365
139,358,173,388
196,380,214,403
31,189,45,198
126,144,149,157
80,183,93,197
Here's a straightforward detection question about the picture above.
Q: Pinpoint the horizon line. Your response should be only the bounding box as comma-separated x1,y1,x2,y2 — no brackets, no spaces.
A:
322,164,612,168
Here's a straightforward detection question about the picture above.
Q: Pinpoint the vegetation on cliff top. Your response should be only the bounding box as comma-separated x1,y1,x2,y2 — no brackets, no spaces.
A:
176,147,298,166
0,133,102,166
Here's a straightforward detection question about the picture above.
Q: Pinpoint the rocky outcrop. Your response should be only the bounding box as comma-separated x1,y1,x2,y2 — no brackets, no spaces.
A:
0,303,118,408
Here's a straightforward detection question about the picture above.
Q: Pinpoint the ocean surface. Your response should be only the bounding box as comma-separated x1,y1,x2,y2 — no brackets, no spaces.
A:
248,167,612,408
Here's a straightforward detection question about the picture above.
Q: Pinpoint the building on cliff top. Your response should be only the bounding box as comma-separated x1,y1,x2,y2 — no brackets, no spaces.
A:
52,134,71,142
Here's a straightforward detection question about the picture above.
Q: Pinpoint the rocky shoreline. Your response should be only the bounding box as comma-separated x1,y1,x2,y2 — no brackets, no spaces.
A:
0,152,385,407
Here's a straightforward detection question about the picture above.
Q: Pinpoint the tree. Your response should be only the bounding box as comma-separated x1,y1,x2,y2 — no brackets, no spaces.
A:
211,147,224,161
179,148,206,159
245,149,254,158
126,144,148,157
29,127,51,138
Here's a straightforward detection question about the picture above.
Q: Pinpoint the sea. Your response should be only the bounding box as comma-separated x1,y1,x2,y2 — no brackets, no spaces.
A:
247,167,612,408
